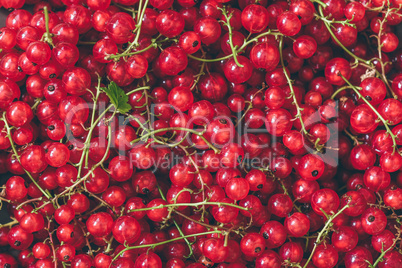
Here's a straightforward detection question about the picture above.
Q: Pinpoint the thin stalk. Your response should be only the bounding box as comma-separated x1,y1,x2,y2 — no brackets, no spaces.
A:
330,86,354,99
1,113,52,200
188,30,283,63
112,230,222,262
45,217,57,268
220,7,243,67
278,36,308,135
340,74,399,152
131,127,220,154
132,0,150,47
154,184,195,261
371,230,401,267
48,123,113,206
303,204,350,268
127,201,249,212
42,6,54,46
376,8,397,98
108,42,157,60
0,219,18,228
175,210,228,231
126,86,150,96
318,6,371,66
176,144,207,218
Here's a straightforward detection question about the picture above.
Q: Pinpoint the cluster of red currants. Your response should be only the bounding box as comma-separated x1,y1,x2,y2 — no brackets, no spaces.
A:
0,0,402,267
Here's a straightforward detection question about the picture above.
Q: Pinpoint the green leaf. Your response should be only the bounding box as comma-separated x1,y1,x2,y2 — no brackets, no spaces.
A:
101,81,132,114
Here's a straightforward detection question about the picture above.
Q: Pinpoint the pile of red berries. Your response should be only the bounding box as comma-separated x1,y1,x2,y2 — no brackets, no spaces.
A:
0,0,402,267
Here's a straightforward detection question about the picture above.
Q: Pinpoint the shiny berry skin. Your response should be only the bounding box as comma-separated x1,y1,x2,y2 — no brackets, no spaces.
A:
250,42,280,71
211,197,239,223
225,177,249,200
199,73,228,102
297,154,325,181
156,10,185,38
20,145,48,173
279,241,303,263
265,108,293,137
54,205,75,225
53,42,79,67
168,86,193,112
284,212,310,237
170,163,194,187
361,208,387,235
112,216,141,244
340,191,367,217
158,46,188,76
240,233,265,257
241,4,269,33
179,31,201,54
364,166,391,192
8,226,33,250
293,35,317,59
146,199,169,222
203,238,229,263
372,230,395,253
106,12,136,44
6,101,33,127
194,17,222,45
332,226,358,252
20,212,45,233
311,188,340,216
312,244,338,268
350,144,376,170
134,252,162,268
26,41,51,65
62,67,91,96
277,11,301,36
56,244,76,262
359,77,387,105
220,143,244,168
6,176,28,201
223,56,254,84
325,58,351,86
126,55,148,79
86,212,114,237
268,193,293,218
33,242,51,260
93,39,118,63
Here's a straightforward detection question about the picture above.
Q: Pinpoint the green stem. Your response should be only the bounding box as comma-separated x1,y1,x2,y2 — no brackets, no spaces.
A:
188,30,283,63
311,0,327,7
330,85,353,99
220,7,243,67
131,127,220,154
84,78,102,167
77,104,112,176
278,36,308,135
2,113,52,200
375,8,397,98
303,204,350,268
132,0,149,46
128,201,249,213
188,53,233,63
340,74,399,152
371,231,401,267
112,230,222,262
318,6,371,66
42,6,53,46
0,219,18,228
154,184,195,260
108,42,157,60
126,86,150,96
